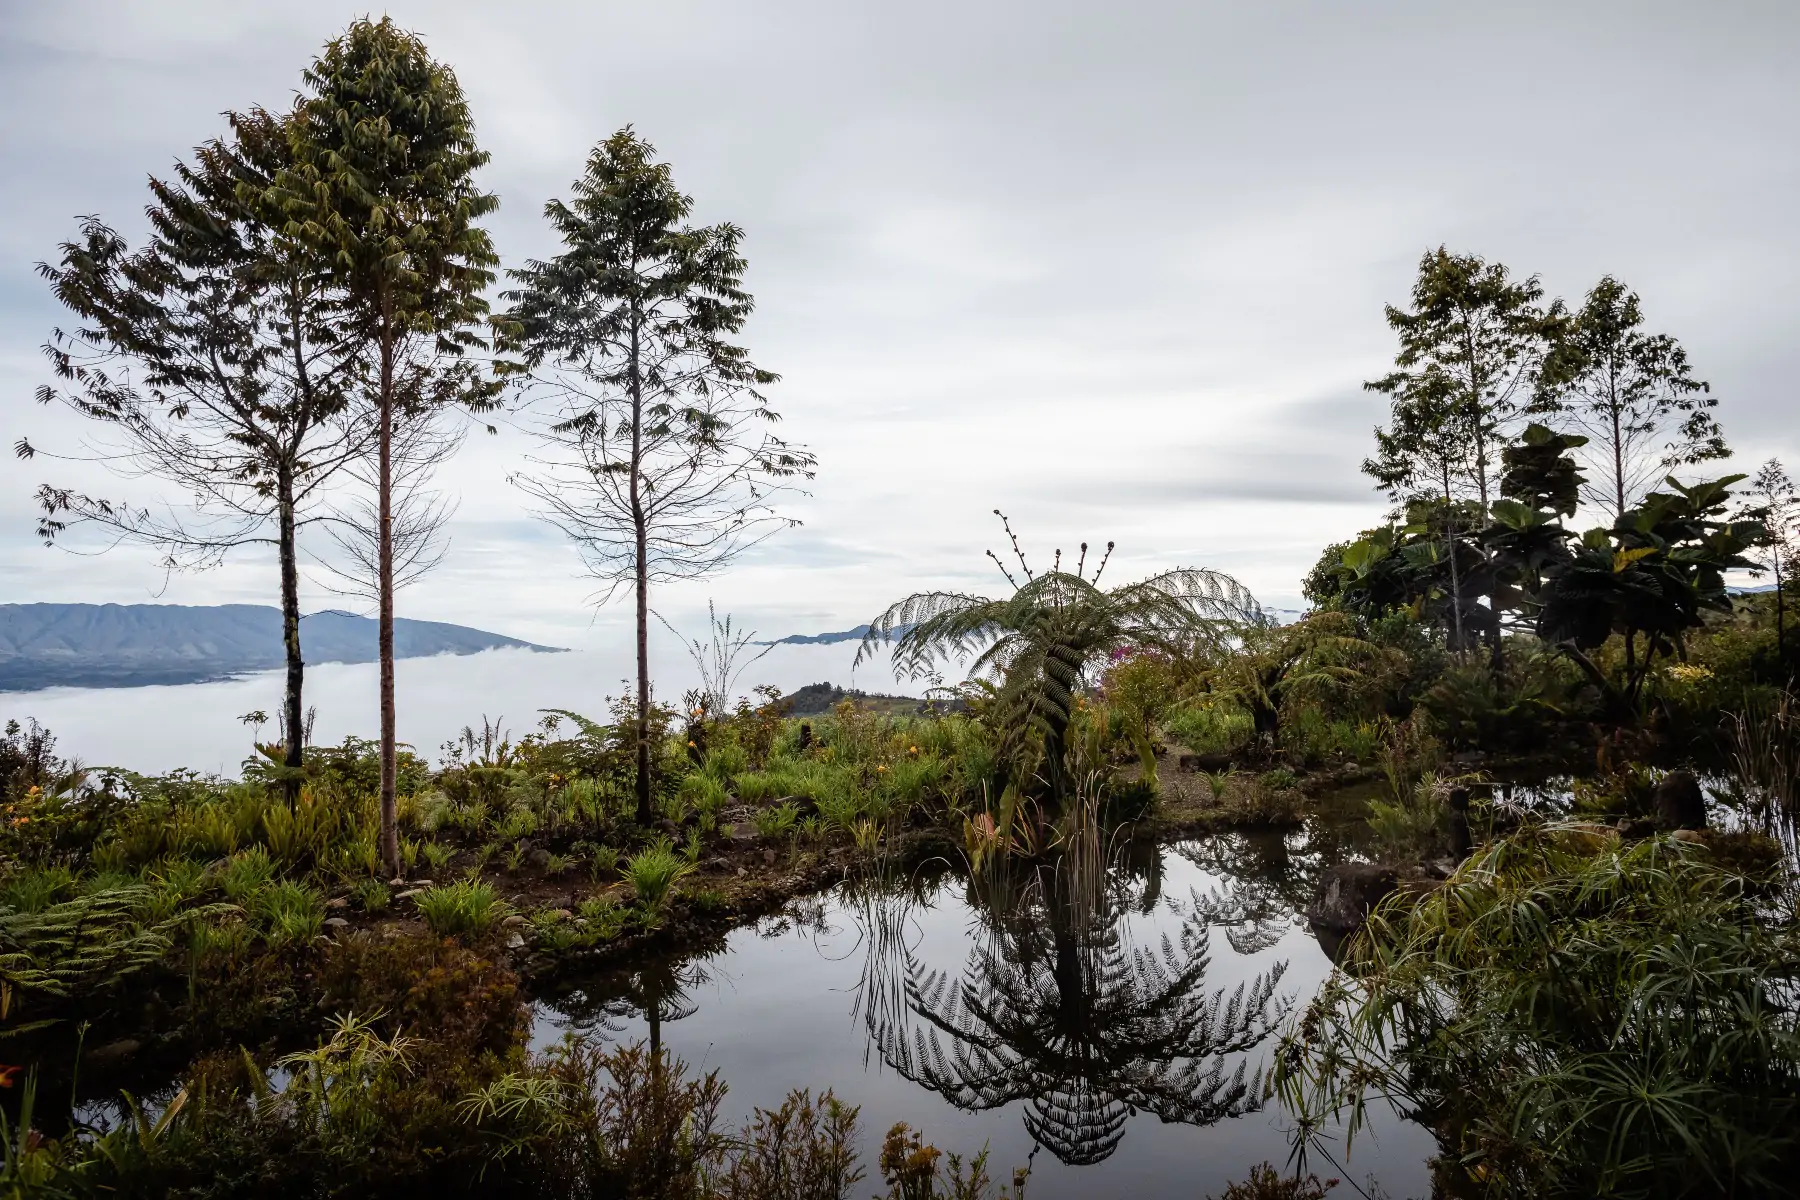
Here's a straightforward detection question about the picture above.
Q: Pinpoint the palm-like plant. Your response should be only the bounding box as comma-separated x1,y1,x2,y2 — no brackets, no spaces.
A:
857,514,1259,797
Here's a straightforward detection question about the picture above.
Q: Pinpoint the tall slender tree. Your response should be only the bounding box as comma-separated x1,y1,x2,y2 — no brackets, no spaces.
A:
501,128,814,825
1364,248,1556,657
1745,457,1797,667
1535,275,1726,520
265,18,500,873
20,106,366,799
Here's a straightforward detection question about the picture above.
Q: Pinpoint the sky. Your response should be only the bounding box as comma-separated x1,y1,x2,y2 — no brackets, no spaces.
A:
2,0,1797,656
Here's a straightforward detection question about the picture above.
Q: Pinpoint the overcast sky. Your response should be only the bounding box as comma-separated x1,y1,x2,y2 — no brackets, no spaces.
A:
2,0,1796,652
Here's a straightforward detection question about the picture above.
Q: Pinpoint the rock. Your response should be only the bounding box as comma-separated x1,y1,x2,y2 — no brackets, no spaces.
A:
1654,770,1707,831
550,909,574,920
83,1039,142,1068
1447,787,1473,859
409,879,434,888
501,914,529,929
504,931,525,950
736,867,747,877
323,916,350,930
1306,863,1397,933
524,848,551,870
1670,828,1706,845
395,888,425,901
325,897,350,910
763,848,777,866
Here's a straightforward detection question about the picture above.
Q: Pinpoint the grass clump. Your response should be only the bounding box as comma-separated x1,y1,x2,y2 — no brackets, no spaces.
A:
414,880,511,939
624,839,693,911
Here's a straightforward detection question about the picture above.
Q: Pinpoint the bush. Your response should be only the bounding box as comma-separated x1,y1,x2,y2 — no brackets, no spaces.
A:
319,932,526,1065
1277,821,1800,1197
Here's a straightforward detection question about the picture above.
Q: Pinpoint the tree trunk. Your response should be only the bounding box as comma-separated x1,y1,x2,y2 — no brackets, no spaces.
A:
1442,465,1466,655
277,466,305,810
378,330,400,878
1776,555,1787,669
1610,392,1626,522
629,308,653,826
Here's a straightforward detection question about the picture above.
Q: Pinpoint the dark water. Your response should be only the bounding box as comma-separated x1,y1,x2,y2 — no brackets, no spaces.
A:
530,811,1437,1199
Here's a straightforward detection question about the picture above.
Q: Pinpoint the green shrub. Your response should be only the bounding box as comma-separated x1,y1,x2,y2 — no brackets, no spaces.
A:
414,880,510,939
680,771,729,820
1277,821,1800,1197
1165,702,1253,757
733,771,783,804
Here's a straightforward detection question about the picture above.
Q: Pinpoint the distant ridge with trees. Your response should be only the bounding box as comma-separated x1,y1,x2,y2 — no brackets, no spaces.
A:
0,603,560,692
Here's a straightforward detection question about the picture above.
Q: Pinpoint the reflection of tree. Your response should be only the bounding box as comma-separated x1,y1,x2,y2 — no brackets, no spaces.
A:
859,844,1292,1165
541,944,717,1057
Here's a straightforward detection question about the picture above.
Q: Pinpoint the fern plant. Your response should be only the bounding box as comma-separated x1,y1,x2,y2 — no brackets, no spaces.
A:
858,513,1257,798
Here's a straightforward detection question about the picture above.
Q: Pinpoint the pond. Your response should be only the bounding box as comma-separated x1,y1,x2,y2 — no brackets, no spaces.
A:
531,810,1438,1199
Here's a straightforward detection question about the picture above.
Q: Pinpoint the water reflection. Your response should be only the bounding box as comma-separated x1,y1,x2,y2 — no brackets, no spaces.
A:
538,941,718,1058
528,814,1437,1195
853,842,1292,1165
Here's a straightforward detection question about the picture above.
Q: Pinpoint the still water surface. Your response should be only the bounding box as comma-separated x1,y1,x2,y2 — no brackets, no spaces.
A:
533,822,1436,1199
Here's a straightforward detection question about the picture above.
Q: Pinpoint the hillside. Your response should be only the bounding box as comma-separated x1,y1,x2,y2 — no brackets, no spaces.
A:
0,603,562,691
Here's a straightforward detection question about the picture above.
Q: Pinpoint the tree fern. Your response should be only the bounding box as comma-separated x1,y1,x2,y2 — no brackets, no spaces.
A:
857,513,1258,796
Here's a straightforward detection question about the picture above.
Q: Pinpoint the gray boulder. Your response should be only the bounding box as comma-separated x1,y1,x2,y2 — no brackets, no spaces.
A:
1654,770,1706,831
1307,863,1397,933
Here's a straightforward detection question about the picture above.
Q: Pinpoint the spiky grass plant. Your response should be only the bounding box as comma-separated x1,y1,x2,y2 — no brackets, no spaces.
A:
414,880,510,939
623,839,693,912
1276,820,1800,1197
256,881,325,946
858,512,1257,798
753,801,800,840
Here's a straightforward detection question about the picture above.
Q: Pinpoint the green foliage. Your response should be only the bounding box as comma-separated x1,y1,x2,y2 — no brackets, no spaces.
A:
1,886,232,1029
255,880,325,946
219,846,276,902
861,514,1257,798
1366,773,1450,862
1278,821,1800,1197
623,840,693,912
753,801,800,840
351,878,390,913
1207,1164,1336,1200
414,880,510,939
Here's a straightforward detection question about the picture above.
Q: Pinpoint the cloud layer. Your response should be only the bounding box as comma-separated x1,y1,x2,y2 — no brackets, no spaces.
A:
2,0,1795,653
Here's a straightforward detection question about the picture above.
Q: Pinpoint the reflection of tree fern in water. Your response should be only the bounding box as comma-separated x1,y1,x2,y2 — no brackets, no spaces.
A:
859,846,1292,1166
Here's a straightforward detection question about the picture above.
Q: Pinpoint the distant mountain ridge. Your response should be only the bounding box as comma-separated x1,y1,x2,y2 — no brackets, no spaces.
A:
761,624,875,646
0,603,562,692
